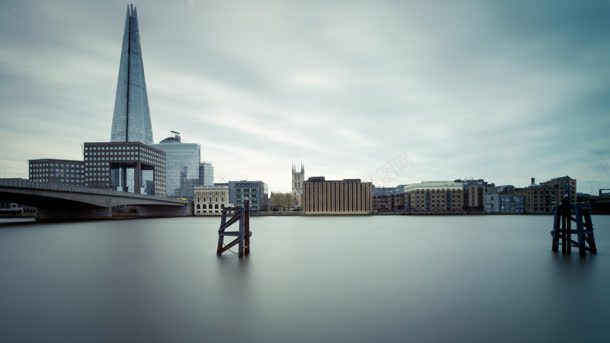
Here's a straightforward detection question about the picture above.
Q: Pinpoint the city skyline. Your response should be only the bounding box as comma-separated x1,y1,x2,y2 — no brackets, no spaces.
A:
1,1,610,193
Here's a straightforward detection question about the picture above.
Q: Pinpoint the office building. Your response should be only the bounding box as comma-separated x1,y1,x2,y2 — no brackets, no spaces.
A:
28,159,84,185
403,181,464,213
154,132,200,198
110,4,154,145
228,181,269,211
193,184,231,215
303,177,373,214
200,162,214,186
292,162,305,209
83,142,166,196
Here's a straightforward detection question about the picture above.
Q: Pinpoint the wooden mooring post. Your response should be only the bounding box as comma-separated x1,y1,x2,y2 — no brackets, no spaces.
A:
217,199,252,257
551,196,597,257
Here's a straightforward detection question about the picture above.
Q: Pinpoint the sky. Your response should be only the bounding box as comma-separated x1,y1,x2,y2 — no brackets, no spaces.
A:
1,0,610,193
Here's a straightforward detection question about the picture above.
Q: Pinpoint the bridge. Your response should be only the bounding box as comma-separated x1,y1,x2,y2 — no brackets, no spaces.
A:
0,179,191,220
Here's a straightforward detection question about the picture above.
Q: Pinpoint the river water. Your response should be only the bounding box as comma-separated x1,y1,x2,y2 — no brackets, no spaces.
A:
1,215,609,342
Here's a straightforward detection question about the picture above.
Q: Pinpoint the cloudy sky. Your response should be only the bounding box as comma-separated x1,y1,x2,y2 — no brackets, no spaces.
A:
1,0,609,193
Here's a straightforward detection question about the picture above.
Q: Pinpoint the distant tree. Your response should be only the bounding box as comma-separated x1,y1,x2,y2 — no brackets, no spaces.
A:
270,192,295,211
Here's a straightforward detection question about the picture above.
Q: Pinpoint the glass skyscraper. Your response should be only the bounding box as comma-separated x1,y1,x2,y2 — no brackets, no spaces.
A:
200,162,214,186
110,4,153,145
154,134,200,198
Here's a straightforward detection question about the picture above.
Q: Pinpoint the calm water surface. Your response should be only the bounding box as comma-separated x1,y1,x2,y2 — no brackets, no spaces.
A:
1,216,609,342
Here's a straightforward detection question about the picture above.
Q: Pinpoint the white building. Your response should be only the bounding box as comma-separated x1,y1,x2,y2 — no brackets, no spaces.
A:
194,184,231,215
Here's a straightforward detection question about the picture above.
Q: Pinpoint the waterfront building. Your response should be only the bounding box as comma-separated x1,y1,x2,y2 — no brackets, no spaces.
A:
83,142,166,196
200,162,214,186
372,186,399,212
228,181,269,211
457,179,487,212
153,132,200,198
516,176,577,214
542,176,577,208
193,184,230,215
485,185,524,214
373,195,393,212
110,4,154,145
403,181,464,213
373,187,398,197
392,185,409,211
28,159,84,185
303,177,373,214
291,163,305,209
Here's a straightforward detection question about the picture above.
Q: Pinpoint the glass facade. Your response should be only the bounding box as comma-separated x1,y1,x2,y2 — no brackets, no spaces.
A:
154,142,200,198
200,162,214,186
110,4,153,145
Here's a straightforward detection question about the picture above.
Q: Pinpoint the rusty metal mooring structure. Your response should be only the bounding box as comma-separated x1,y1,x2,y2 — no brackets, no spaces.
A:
217,199,252,257
551,196,597,257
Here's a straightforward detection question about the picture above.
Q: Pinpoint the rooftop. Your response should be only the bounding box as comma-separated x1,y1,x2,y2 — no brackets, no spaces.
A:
403,181,463,192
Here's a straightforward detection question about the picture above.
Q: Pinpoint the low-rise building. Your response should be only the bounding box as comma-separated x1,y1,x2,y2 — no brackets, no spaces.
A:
485,185,524,214
228,180,269,211
303,177,373,214
403,181,464,213
457,179,487,213
193,184,231,215
373,186,399,212
28,159,84,185
516,176,576,214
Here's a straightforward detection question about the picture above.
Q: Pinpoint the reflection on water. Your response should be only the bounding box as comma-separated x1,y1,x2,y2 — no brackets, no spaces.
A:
0,216,609,342
0,217,35,224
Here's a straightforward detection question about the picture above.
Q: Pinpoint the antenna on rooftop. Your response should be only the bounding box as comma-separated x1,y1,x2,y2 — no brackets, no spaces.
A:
170,130,181,142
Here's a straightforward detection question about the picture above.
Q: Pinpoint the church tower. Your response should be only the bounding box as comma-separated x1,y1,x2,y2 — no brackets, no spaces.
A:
292,162,305,209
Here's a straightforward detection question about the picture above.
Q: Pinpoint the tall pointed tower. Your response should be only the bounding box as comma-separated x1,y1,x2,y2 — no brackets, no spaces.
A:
110,4,153,144
292,162,305,209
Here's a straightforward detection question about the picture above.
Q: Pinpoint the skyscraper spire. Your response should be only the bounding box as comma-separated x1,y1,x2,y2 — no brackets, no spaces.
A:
110,3,153,144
